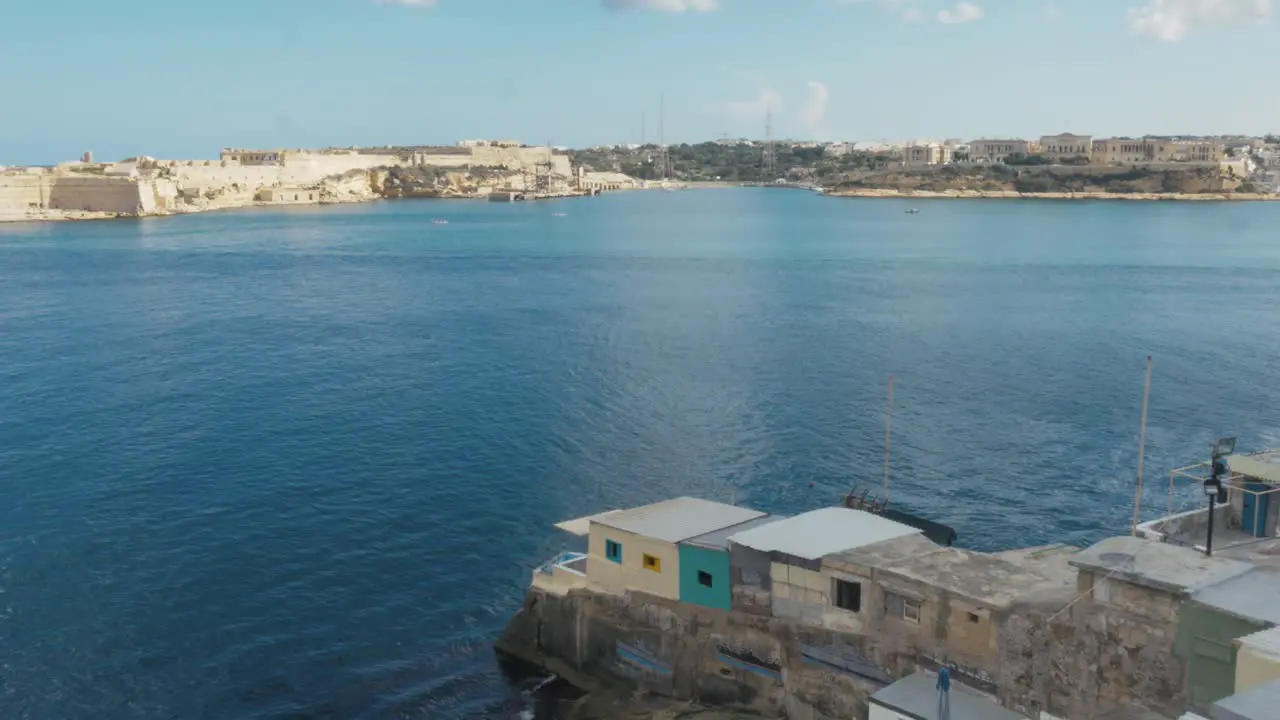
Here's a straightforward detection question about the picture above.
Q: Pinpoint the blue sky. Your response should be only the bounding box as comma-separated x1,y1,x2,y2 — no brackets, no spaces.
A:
1,0,1278,164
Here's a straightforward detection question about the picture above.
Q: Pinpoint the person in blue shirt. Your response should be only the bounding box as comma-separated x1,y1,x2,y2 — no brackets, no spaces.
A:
936,665,952,719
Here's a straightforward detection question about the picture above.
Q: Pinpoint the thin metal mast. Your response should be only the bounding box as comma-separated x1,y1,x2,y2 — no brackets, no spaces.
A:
762,105,776,181
1130,356,1153,535
658,94,667,182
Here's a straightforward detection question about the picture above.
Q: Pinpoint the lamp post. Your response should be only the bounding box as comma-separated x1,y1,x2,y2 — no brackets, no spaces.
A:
1204,481,1220,556
1204,437,1236,557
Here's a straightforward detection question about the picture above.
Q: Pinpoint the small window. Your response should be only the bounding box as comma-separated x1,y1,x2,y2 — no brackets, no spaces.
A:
833,578,862,613
967,612,981,624
605,539,622,563
643,554,661,573
904,599,921,623
885,591,920,624
698,570,713,588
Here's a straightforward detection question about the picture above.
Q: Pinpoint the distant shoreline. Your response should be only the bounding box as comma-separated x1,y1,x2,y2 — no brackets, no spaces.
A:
825,188,1280,202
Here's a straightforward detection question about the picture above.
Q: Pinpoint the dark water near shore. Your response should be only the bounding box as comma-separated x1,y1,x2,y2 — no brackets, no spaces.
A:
1,189,1279,718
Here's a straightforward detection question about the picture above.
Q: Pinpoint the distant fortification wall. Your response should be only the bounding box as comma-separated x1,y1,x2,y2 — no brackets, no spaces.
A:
48,176,150,214
0,173,48,210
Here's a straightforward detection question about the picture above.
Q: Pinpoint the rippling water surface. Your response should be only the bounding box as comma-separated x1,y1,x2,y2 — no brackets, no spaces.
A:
2,190,1279,718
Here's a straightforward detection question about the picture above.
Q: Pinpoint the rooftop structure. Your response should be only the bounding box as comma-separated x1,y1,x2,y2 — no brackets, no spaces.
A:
595,497,765,544
728,506,919,561
875,544,1076,609
1071,536,1253,595
869,671,1028,720
1136,449,1280,558
1192,567,1280,625
1228,451,1280,485
573,497,768,603
683,514,786,551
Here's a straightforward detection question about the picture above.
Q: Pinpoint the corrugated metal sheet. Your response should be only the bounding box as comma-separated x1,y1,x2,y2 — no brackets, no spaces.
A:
592,497,766,544
682,514,787,550
727,507,919,561
870,671,1027,720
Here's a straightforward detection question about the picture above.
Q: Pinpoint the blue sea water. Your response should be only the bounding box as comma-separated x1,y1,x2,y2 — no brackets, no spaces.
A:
1,189,1279,719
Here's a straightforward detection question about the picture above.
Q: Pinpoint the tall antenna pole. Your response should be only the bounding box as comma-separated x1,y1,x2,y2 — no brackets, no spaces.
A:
659,94,667,182
884,374,894,505
762,105,776,182
1130,356,1153,535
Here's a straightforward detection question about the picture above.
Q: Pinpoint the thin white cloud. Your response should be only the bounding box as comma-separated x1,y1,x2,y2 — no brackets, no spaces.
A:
796,81,830,138
1128,0,1270,41
937,1,984,23
601,0,718,11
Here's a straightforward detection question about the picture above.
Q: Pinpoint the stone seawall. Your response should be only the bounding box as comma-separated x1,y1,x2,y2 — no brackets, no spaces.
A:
499,576,1193,720
499,586,908,720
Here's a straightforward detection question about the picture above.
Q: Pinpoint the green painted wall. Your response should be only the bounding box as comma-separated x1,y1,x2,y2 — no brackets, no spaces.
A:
678,545,731,611
1175,602,1268,709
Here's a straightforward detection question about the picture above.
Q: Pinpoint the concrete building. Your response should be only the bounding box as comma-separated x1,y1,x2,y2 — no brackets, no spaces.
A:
903,143,953,167
1039,133,1092,161
256,186,319,203
1176,568,1280,709
969,139,1032,163
221,149,282,165
869,671,1028,720
1175,140,1227,163
584,497,766,602
1064,536,1254,717
678,515,784,612
726,507,922,623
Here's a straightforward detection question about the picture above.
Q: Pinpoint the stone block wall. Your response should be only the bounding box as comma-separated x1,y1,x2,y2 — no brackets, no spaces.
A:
48,176,147,214
998,583,1188,719
0,173,49,210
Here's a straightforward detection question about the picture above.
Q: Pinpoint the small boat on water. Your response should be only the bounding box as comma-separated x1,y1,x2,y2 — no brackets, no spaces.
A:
431,219,449,225
552,212,568,217
904,208,920,215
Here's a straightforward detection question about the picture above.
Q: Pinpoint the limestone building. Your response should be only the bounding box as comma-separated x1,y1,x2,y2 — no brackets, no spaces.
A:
969,139,1033,163
1038,133,1092,161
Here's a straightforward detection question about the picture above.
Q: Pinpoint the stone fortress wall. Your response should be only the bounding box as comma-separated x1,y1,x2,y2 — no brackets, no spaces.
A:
1,140,578,220
0,170,177,216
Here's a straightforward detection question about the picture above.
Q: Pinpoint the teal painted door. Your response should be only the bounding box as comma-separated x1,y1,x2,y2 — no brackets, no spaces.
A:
678,546,731,611
1242,483,1270,537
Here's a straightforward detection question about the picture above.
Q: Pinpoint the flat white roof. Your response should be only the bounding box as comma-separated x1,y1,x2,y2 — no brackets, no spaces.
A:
727,506,920,561
554,509,624,537
592,497,766,544
1228,451,1280,485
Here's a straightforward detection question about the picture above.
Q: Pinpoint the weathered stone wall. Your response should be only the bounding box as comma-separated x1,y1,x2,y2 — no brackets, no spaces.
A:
498,586,894,720
997,578,1187,719
48,176,149,214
